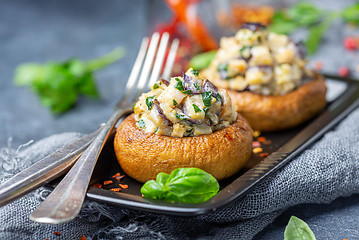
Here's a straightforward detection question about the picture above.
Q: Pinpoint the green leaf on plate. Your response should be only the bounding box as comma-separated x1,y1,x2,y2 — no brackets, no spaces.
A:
284,216,316,240
189,50,217,71
141,168,220,203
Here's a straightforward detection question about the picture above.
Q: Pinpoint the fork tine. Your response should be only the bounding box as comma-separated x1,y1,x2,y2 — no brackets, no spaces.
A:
116,37,149,108
148,32,170,88
162,38,179,80
135,32,160,92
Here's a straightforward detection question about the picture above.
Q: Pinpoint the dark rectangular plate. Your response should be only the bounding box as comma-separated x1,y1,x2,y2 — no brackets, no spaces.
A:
76,74,359,216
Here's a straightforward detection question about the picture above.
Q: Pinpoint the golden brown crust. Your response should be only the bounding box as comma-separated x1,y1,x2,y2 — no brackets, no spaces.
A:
226,73,327,131
114,114,253,183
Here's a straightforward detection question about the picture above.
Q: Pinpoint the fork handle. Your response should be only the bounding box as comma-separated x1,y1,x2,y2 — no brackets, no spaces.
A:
30,108,132,224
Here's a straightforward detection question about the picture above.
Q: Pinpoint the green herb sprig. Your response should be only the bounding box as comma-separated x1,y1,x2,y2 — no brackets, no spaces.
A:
141,168,220,203
14,47,124,114
269,2,359,55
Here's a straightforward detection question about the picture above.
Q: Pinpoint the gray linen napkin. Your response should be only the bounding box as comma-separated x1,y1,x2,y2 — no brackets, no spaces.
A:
1,106,359,239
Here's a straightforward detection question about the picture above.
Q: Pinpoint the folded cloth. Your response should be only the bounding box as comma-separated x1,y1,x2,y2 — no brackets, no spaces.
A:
1,107,359,240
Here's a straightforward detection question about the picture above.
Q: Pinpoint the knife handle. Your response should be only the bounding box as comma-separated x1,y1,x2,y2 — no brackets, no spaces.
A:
0,127,102,207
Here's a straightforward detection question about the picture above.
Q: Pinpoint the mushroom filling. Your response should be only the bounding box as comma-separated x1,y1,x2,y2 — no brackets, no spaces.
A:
208,22,314,96
133,68,237,137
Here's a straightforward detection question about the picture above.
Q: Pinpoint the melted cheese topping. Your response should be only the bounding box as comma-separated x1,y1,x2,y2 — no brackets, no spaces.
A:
134,69,237,137
207,23,313,96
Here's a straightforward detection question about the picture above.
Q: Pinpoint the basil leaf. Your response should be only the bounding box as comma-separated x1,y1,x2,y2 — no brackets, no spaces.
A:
145,96,155,110
192,104,202,113
173,99,178,106
141,168,220,203
284,216,316,240
175,113,191,120
137,119,146,128
201,91,213,108
189,50,217,71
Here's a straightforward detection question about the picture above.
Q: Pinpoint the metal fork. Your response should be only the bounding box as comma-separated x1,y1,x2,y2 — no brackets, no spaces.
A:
29,32,179,224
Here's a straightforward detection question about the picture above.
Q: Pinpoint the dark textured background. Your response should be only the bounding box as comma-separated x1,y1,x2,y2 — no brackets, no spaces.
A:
1,0,359,239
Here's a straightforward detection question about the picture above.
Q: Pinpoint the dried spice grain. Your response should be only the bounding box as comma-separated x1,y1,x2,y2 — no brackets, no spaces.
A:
103,180,113,185
92,183,102,188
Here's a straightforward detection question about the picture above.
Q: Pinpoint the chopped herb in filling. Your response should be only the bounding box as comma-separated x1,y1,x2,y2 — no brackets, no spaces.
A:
137,119,146,128
175,113,191,120
201,91,213,108
192,104,202,113
145,96,155,110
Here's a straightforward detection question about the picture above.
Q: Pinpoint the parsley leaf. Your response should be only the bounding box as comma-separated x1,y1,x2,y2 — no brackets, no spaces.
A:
269,2,359,55
175,113,191,120
173,99,178,106
153,83,160,89
194,83,201,91
191,69,199,76
342,3,359,25
174,78,193,95
216,93,222,103
14,47,124,114
217,63,228,72
146,96,155,110
137,119,146,128
192,104,202,113
201,91,213,108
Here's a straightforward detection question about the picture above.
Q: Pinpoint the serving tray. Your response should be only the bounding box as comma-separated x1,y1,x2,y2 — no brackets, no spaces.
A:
59,74,359,216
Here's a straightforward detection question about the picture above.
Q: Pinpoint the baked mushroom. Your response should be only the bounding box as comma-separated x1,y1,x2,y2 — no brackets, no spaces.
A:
201,23,327,131
114,69,253,183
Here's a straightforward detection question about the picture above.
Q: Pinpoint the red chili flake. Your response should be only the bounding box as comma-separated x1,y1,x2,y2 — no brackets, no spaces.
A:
112,173,121,178
338,66,350,77
252,141,261,148
54,231,61,236
93,183,102,188
257,136,266,142
119,184,128,189
103,180,113,185
79,236,87,240
110,188,121,192
253,147,263,154
259,152,269,158
344,36,357,51
115,175,125,181
314,61,323,70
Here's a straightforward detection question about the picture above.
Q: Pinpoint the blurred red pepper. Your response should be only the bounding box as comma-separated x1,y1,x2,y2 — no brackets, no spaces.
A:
164,0,218,51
